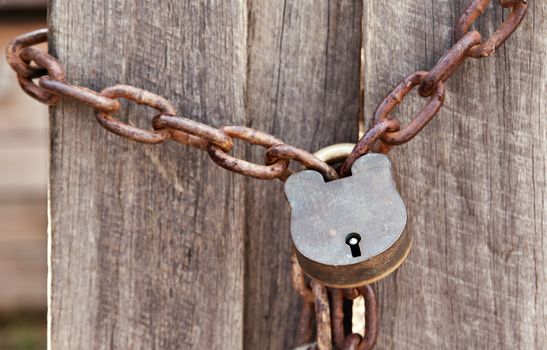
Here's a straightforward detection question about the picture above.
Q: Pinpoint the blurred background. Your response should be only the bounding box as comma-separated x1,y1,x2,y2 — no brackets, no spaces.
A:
0,1,48,349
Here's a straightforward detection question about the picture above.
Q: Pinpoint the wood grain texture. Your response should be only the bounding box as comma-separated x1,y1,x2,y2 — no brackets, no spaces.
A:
244,1,361,348
49,1,246,349
362,1,546,349
47,0,545,349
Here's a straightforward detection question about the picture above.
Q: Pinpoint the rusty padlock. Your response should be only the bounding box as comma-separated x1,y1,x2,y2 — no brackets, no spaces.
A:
284,144,411,288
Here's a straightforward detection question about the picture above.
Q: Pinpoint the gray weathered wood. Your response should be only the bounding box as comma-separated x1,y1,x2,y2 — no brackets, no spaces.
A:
47,0,544,349
49,1,246,349
362,1,546,349
244,1,361,348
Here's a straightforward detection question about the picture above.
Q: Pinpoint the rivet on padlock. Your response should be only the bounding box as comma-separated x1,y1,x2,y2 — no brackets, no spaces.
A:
284,144,411,288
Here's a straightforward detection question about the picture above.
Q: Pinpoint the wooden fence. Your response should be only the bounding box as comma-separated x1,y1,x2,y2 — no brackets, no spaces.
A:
48,1,545,349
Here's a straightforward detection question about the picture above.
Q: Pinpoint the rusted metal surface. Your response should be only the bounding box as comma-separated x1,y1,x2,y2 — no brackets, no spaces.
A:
4,0,527,348
340,120,399,177
373,71,446,146
16,74,59,105
418,31,482,97
39,76,120,112
293,146,382,350
266,144,339,181
291,0,525,345
337,286,378,350
343,288,360,301
291,250,315,304
4,0,527,183
153,114,233,152
355,286,378,350
6,30,62,104
19,47,64,80
5,28,48,78
285,153,410,288
16,49,63,104
345,0,527,170
455,0,528,58
311,280,332,350
330,289,346,349
96,85,176,144
304,286,379,350
208,126,290,180
4,30,334,182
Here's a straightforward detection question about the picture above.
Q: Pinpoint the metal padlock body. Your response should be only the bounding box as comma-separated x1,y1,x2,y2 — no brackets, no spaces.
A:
284,153,410,288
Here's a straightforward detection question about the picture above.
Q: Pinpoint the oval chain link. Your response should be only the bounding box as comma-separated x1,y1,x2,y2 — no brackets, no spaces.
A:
454,0,528,58
5,28,48,78
15,46,64,104
208,126,290,180
95,85,176,144
375,71,446,146
344,0,527,171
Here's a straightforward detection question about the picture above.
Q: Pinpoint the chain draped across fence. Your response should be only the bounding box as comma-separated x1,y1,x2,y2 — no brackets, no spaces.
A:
5,0,527,349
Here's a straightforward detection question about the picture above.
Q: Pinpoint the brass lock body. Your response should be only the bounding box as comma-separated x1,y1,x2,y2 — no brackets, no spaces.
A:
284,145,411,288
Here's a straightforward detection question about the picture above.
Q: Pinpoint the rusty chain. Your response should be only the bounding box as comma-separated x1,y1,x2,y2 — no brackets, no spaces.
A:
5,29,337,182
340,0,527,177
295,1,526,349
4,0,526,349
293,254,379,350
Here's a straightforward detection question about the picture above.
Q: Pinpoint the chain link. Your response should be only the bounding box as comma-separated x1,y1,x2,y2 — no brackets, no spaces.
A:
341,0,527,176
208,126,291,180
5,30,336,181
5,28,48,78
40,76,121,112
455,0,527,58
4,0,527,349
95,85,176,144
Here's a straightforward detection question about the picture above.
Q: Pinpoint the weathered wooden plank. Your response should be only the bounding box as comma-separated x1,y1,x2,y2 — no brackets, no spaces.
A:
45,0,545,348
49,1,246,349
362,1,546,349
244,1,362,348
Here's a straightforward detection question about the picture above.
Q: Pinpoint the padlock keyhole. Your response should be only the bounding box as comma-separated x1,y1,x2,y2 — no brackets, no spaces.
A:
345,233,362,258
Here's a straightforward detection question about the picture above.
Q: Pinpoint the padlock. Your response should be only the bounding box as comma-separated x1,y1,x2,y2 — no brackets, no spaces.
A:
284,145,411,288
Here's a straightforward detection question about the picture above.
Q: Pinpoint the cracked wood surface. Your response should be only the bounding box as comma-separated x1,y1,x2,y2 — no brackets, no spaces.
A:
48,0,544,349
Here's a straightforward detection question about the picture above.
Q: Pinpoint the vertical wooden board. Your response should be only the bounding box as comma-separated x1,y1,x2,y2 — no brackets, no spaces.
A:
48,1,246,349
244,1,362,348
362,1,546,349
